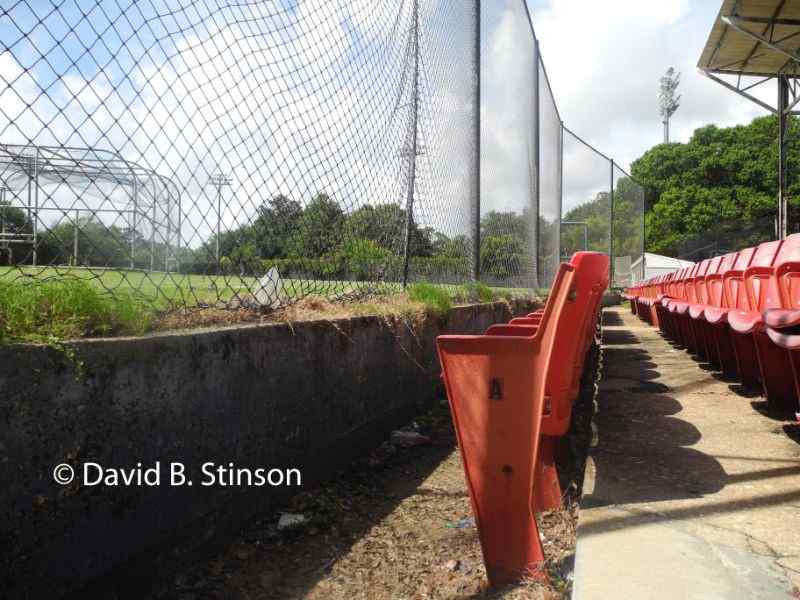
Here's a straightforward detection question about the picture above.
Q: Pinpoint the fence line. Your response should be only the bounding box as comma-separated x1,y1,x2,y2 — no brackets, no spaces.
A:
0,0,644,312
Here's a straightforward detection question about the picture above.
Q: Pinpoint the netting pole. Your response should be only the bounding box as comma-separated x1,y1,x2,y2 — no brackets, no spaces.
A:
642,185,646,279
177,191,182,274
609,159,615,285
165,182,171,272
557,119,563,263
401,0,420,289
472,0,481,283
532,37,541,289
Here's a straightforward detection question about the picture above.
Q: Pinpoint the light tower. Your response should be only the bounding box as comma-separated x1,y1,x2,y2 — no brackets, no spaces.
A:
208,173,232,272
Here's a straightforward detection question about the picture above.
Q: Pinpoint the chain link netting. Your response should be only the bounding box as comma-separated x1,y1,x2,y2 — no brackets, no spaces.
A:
478,0,537,290
537,58,561,288
0,0,643,316
612,163,645,288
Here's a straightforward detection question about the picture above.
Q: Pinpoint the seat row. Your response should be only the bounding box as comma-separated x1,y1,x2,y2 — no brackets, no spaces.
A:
624,235,800,418
436,252,609,585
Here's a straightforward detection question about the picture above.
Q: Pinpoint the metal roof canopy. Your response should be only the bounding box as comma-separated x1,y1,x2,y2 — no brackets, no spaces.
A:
698,0,800,239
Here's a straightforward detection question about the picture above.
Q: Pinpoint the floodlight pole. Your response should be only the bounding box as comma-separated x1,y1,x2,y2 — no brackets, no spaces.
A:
73,209,79,265
32,149,38,266
150,178,157,272
209,173,232,273
131,177,138,269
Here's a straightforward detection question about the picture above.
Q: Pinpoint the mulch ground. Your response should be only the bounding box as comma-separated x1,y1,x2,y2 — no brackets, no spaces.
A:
147,403,577,600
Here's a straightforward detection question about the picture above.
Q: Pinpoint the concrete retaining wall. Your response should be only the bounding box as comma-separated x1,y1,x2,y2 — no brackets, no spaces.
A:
0,300,535,598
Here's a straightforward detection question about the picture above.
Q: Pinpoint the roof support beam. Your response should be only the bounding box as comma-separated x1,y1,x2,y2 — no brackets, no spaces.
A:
729,16,800,27
699,69,778,113
722,15,800,65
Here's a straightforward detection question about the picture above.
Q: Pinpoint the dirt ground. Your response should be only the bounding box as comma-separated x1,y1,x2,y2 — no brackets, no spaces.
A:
147,403,577,600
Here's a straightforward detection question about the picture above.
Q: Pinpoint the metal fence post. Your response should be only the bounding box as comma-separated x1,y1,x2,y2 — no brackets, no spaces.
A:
472,0,481,282
532,36,541,289
401,0,420,289
778,75,788,240
557,120,563,264
609,159,615,285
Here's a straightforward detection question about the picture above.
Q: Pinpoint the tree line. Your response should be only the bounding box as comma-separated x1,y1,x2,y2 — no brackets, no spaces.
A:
0,193,539,283
632,115,798,258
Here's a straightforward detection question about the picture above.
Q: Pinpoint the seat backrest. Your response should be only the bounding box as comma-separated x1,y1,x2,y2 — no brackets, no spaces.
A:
544,251,609,435
686,261,710,303
676,266,693,301
695,257,721,304
745,240,786,311
753,233,800,310
724,245,761,310
706,252,738,307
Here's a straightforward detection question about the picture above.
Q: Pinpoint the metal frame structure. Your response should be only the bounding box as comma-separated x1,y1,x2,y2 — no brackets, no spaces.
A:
0,144,182,270
699,1,800,239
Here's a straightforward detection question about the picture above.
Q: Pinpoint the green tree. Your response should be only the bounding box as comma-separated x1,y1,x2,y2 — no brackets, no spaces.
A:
287,193,345,258
632,115,797,256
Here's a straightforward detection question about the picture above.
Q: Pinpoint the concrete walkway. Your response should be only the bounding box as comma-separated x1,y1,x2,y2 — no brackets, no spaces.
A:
573,307,800,600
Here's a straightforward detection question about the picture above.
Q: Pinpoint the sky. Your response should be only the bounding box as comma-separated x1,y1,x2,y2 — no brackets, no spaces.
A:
526,0,770,173
0,0,780,251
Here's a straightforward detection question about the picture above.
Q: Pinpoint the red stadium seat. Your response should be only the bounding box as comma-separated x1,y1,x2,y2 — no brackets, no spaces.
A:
436,251,608,584
437,263,573,584
694,251,740,376
485,252,609,512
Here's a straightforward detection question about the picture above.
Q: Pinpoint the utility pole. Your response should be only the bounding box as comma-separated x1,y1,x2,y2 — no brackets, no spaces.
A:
208,173,232,273
401,0,420,289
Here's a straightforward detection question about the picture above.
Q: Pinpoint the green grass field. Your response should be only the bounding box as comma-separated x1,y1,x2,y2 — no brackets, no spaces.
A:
0,266,398,308
0,265,537,342
0,266,534,307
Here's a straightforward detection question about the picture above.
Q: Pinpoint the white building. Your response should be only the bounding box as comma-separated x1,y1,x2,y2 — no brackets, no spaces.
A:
630,253,694,285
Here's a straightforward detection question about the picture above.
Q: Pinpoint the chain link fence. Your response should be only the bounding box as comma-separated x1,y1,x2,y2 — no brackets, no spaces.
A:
560,127,646,288
0,0,643,315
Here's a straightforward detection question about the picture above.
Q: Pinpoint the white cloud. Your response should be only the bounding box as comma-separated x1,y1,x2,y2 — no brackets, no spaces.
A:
527,0,771,175
4,0,769,264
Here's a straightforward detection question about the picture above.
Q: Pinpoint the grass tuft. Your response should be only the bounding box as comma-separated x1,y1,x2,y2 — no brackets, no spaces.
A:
0,278,154,343
455,281,495,304
407,282,452,317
